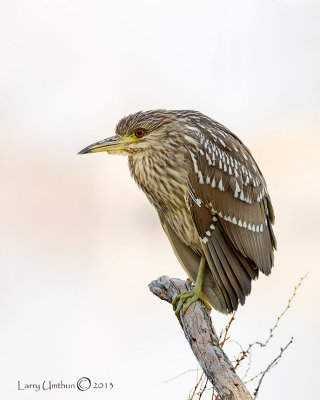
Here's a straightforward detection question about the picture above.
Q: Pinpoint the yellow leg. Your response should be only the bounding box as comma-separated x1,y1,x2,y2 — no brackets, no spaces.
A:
172,256,212,320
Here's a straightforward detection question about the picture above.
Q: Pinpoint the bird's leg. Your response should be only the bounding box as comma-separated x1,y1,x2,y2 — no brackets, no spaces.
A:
172,256,212,320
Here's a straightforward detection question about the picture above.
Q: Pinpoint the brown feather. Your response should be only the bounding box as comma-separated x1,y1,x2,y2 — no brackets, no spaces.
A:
186,119,276,310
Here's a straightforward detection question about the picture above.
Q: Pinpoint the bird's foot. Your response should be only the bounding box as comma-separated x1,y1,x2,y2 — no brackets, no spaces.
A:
172,289,212,322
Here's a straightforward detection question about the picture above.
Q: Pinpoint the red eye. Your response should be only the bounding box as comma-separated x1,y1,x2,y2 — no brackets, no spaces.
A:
135,129,145,138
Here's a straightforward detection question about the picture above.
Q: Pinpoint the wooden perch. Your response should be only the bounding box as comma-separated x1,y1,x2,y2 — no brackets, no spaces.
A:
149,276,253,400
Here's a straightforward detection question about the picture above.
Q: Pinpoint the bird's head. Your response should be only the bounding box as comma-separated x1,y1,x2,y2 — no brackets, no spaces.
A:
78,110,196,157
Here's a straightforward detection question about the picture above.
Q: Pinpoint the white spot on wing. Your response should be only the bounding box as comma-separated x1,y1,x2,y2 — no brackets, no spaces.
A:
211,133,217,140
218,178,224,191
188,188,202,208
234,180,240,198
198,171,204,184
206,153,212,166
189,151,199,173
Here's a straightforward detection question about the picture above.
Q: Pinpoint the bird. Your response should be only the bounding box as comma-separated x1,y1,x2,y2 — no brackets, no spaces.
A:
79,110,276,317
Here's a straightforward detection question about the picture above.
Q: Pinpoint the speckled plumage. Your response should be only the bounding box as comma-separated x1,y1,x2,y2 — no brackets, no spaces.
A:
111,110,276,313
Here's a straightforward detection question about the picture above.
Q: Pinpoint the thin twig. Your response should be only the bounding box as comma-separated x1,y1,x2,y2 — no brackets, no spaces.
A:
244,371,263,385
234,273,308,369
189,372,204,399
242,351,253,380
198,377,208,398
162,368,199,383
220,311,237,348
253,337,294,398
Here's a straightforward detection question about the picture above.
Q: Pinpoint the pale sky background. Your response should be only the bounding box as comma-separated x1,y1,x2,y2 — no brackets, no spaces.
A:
1,1,319,399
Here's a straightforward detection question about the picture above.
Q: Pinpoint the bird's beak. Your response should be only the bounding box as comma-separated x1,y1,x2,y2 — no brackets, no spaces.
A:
78,135,138,154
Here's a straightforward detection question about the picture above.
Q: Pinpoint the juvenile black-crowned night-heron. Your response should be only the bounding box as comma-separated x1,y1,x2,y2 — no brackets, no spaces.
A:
79,110,276,317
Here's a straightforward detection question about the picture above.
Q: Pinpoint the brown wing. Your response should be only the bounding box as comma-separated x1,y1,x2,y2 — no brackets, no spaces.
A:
186,121,276,312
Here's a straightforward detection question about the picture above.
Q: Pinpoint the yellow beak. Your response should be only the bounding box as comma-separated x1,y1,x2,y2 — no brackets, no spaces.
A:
78,135,138,154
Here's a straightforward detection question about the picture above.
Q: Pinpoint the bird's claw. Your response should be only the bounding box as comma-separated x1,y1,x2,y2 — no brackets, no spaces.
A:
172,290,212,324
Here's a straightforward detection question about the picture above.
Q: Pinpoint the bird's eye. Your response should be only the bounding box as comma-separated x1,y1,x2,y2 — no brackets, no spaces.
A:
135,129,145,138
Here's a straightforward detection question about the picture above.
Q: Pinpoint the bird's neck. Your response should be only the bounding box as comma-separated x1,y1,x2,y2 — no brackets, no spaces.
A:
128,148,189,213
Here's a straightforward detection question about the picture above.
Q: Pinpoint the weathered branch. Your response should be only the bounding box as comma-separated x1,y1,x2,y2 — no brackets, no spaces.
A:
149,276,253,400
